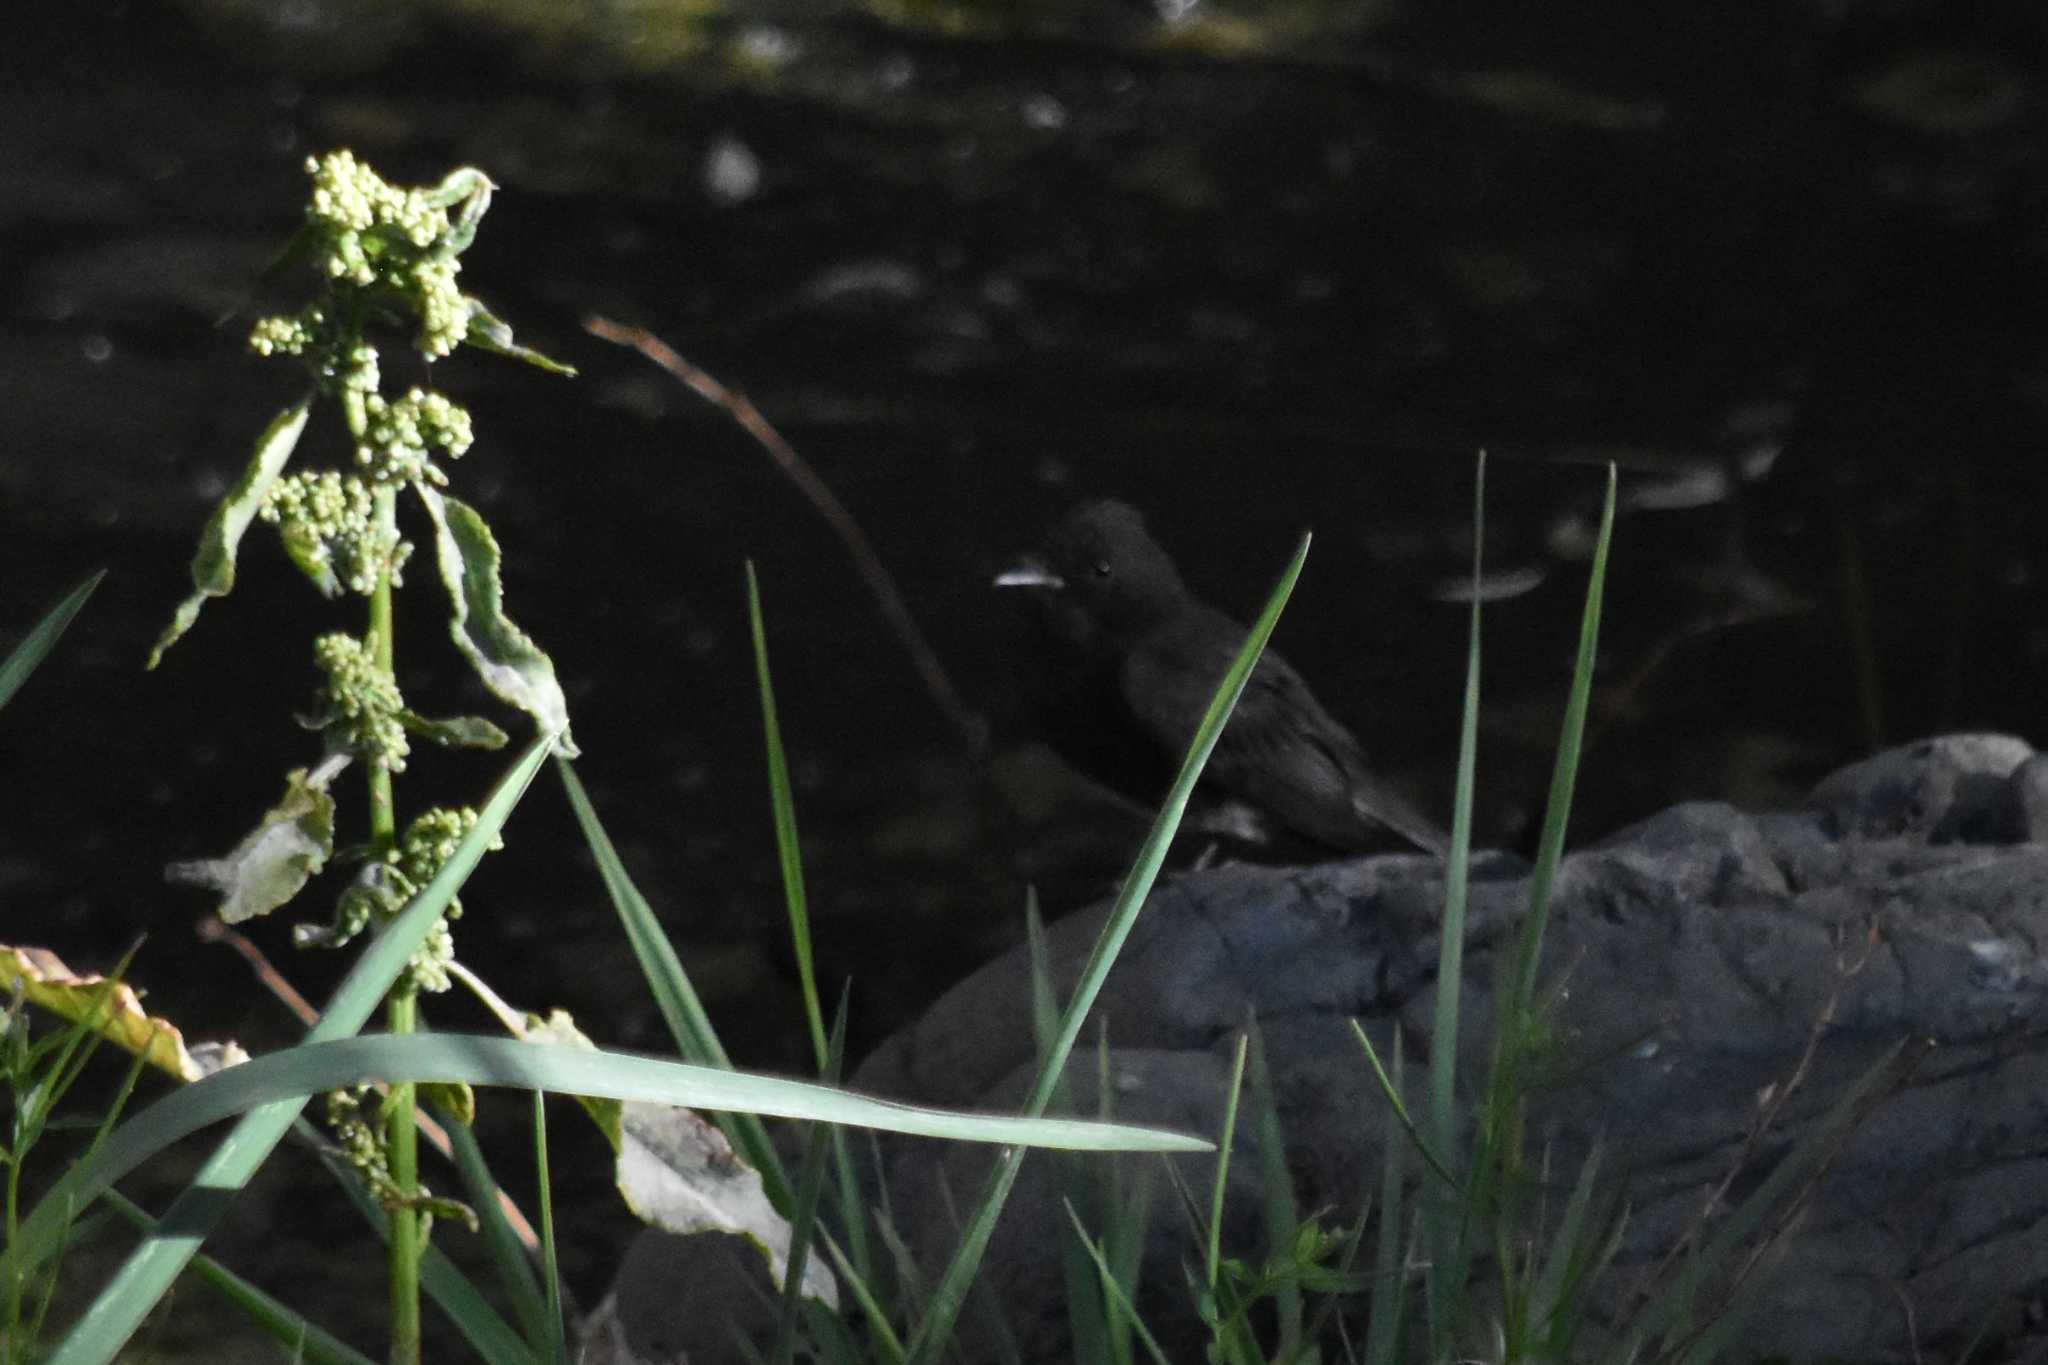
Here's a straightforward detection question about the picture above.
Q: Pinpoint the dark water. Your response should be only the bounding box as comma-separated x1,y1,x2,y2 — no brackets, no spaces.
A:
3,0,2044,1354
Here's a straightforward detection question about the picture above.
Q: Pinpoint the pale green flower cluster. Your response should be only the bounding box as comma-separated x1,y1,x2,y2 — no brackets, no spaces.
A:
246,305,380,392
261,470,406,596
357,387,474,487
305,148,452,286
313,631,409,771
387,806,494,994
247,152,483,377
412,256,469,360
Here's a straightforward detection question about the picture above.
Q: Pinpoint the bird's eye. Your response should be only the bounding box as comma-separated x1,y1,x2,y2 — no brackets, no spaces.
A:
1092,560,1112,579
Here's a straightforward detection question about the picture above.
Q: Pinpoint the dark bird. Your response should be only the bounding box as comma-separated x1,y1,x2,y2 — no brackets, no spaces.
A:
996,500,1448,858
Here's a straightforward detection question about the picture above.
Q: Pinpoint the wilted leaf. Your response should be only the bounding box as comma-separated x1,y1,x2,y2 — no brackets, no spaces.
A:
463,296,577,376
148,397,313,668
166,767,336,923
1,945,248,1083
428,167,495,255
417,486,578,756
400,710,510,751
519,1007,839,1308
616,1102,840,1309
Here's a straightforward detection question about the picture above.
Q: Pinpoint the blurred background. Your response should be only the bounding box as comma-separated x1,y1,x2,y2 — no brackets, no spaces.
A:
2,0,2044,1346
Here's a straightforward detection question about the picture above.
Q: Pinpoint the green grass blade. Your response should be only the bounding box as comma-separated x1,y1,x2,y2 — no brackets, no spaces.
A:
439,1106,550,1352
1204,1033,1250,1288
1245,1024,1302,1357
1429,452,1484,1147
0,571,102,712
1362,1036,1408,1365
1423,452,1488,1351
555,758,795,1210
1531,1139,1607,1345
902,532,1308,1365
48,1033,1211,1175
1063,1203,1174,1365
817,1229,907,1364
772,994,848,1365
99,1188,379,1365
533,1093,566,1365
748,563,883,1309
29,735,551,1365
745,561,829,1070
314,1133,538,1365
1348,1022,1458,1193
1506,462,1616,1018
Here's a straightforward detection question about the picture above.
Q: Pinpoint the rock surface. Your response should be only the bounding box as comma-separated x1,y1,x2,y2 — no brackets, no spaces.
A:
600,734,2048,1362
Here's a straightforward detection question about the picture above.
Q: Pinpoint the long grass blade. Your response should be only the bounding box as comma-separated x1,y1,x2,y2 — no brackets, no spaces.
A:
1422,452,1489,1351
315,1133,538,1365
440,1106,550,1352
0,571,103,711
1244,1022,1303,1357
1063,1204,1174,1365
1506,463,1616,1018
1362,1036,1408,1365
902,533,1309,1365
745,561,829,1068
43,1033,1210,1180
746,564,882,1295
771,995,848,1365
99,1188,379,1365
556,758,795,1210
533,1093,566,1365
29,735,553,1365
1204,1034,1250,1288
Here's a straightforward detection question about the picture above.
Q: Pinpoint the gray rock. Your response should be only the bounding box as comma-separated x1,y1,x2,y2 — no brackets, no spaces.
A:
598,734,2048,1361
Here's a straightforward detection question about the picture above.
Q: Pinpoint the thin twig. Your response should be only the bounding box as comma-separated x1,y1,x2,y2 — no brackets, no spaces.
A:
1619,929,1886,1320
584,315,987,754
195,915,545,1256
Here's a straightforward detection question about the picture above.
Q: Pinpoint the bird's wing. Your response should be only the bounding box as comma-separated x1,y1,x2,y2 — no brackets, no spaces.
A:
1121,618,1445,855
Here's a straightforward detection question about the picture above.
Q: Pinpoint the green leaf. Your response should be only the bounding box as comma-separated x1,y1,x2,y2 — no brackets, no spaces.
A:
462,296,577,376
275,511,343,598
418,487,578,756
419,1081,476,1126
401,710,511,751
0,571,102,711
165,766,337,924
148,397,312,668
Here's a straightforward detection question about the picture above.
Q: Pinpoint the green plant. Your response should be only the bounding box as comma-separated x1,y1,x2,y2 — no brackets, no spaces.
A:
138,148,578,1365
1,154,1230,1365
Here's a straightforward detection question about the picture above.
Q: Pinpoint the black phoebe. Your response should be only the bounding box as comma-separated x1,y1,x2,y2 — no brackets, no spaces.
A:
996,500,1448,858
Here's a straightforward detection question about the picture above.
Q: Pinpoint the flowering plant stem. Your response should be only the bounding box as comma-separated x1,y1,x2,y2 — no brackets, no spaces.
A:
366,483,422,1365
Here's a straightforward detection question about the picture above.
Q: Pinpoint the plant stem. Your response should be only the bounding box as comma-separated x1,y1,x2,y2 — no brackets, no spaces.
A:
385,989,421,1365
366,483,421,1365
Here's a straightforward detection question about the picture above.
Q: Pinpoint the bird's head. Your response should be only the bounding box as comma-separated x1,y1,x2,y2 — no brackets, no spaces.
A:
996,500,1190,646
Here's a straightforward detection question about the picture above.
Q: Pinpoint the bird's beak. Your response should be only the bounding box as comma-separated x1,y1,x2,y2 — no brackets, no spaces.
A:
994,558,1065,590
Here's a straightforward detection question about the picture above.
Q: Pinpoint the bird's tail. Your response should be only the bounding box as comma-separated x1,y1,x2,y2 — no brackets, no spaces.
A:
1356,787,1452,859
